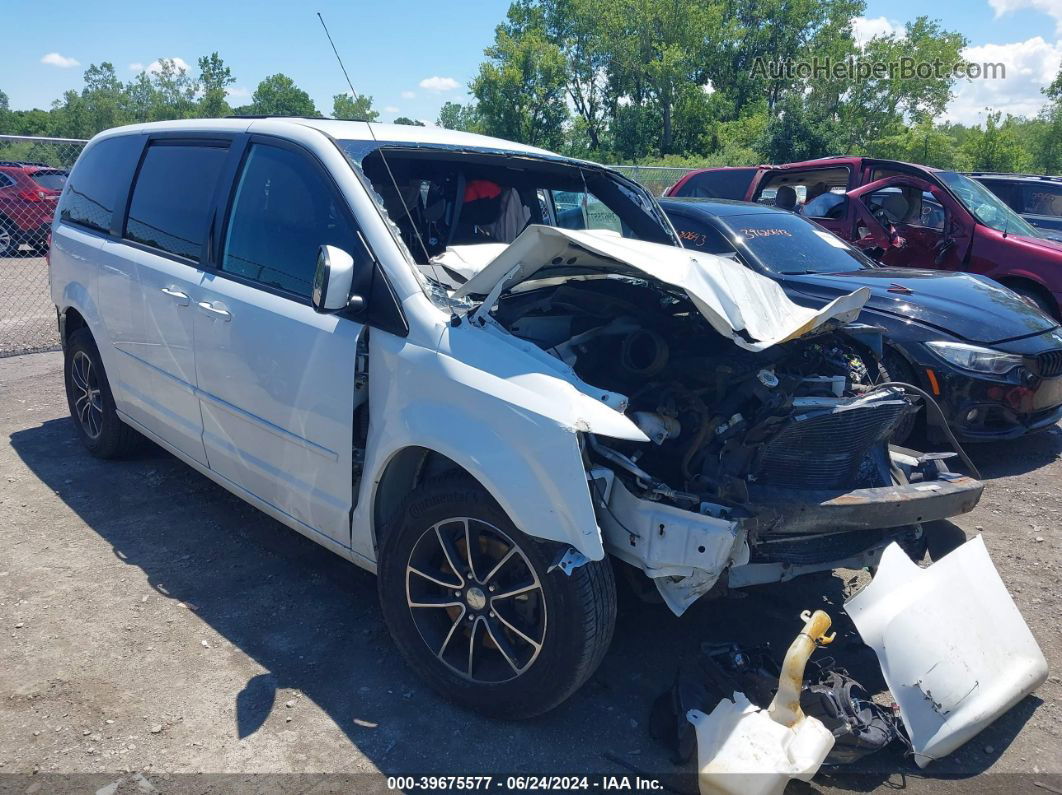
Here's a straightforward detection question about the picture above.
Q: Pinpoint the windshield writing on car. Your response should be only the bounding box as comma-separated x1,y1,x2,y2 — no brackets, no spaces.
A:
726,213,874,274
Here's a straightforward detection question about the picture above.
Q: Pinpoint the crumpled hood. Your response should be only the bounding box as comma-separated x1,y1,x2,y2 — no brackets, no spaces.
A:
784,268,1058,345
450,225,869,352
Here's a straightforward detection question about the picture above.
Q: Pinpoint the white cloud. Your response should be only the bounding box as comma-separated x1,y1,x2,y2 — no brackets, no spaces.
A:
384,105,400,113
989,0,1062,34
418,76,459,93
227,86,250,99
851,16,904,47
41,52,79,68
145,57,191,75
945,36,1062,123
401,90,416,99
128,62,144,72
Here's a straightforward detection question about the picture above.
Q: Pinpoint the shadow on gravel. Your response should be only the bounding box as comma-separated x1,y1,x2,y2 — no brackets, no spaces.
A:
966,424,1062,479
9,416,1044,788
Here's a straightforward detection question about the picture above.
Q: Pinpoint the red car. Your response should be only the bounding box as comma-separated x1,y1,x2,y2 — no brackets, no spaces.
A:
0,161,67,256
666,157,1062,319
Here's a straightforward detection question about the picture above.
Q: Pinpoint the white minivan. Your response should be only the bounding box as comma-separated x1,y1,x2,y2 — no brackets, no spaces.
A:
50,118,982,717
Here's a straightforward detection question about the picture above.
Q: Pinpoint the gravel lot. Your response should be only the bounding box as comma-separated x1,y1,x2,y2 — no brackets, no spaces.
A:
0,254,58,357
1,351,1060,793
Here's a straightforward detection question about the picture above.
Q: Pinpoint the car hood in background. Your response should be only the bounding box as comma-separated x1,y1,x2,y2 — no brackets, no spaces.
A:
449,225,869,352
784,268,1058,346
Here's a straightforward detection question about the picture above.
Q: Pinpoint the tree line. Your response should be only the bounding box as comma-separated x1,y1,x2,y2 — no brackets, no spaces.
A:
4,0,1062,173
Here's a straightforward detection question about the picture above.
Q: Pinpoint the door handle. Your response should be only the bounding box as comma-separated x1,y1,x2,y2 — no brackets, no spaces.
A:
160,287,190,306
197,301,232,322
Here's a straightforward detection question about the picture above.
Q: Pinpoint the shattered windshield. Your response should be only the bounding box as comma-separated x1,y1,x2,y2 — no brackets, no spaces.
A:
336,140,676,274
938,171,1040,237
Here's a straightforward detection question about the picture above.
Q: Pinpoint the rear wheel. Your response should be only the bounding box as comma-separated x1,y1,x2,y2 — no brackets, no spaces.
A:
64,328,141,458
378,477,616,718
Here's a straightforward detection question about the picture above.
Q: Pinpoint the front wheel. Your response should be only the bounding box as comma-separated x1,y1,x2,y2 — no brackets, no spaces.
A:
377,477,616,719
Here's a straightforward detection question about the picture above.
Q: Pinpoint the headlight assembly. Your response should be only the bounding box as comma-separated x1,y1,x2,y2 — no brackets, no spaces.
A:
925,341,1023,375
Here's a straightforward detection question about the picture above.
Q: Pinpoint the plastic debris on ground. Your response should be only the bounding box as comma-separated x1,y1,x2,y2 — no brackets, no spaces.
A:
845,536,1049,767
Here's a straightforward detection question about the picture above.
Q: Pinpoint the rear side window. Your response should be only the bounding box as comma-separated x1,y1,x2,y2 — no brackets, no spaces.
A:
0,173,14,188
30,170,67,191
1021,182,1062,217
673,169,758,200
59,136,140,233
125,143,229,261
221,143,360,298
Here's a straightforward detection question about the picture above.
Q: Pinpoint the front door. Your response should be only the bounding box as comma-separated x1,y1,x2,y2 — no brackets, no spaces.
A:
193,140,367,544
847,176,973,271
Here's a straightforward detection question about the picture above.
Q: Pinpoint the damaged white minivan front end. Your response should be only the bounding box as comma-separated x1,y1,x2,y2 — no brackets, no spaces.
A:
432,224,982,616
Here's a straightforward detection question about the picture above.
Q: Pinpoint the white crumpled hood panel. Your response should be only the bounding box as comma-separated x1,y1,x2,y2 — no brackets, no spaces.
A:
451,225,870,352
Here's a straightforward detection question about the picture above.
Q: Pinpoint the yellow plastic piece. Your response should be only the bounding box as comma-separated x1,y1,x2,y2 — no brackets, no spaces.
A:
768,610,835,728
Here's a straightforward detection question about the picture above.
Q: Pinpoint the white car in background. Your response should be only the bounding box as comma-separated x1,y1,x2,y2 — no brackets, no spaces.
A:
49,119,982,718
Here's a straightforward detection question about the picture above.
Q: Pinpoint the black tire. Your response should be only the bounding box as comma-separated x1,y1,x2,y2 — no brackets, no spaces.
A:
64,327,141,458
0,218,18,257
377,477,616,719
1009,283,1058,320
878,348,920,445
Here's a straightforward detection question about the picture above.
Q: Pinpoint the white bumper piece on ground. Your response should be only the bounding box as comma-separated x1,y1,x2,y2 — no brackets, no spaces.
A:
846,536,1049,767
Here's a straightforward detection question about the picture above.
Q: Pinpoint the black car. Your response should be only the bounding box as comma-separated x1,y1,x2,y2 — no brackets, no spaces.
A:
660,197,1062,443
968,172,1062,240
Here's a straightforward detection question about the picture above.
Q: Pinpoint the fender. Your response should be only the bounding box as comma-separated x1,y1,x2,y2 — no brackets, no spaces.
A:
354,320,650,563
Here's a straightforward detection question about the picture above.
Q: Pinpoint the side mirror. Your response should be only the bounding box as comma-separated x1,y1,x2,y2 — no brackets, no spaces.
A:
312,245,363,313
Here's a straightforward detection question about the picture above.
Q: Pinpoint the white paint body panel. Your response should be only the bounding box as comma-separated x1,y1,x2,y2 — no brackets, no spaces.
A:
453,225,870,352
846,537,1049,767
193,271,361,545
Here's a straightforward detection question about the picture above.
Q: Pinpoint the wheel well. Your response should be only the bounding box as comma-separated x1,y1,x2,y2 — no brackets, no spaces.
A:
62,307,88,345
1000,277,1059,319
371,446,473,554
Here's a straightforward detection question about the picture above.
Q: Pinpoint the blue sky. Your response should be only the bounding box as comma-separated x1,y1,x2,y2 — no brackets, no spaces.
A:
4,0,1062,126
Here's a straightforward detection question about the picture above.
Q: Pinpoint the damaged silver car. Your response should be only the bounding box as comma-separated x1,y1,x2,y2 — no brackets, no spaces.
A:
50,119,983,720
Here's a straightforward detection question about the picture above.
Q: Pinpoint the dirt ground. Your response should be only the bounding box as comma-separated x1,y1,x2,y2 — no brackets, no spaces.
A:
1,350,1060,793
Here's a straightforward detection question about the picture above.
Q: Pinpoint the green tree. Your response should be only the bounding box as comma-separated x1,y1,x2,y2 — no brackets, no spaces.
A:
960,111,1030,172
393,116,425,126
471,20,568,149
437,101,481,132
599,0,718,154
837,17,966,152
249,74,319,117
148,58,199,120
759,95,841,162
332,92,379,121
867,118,960,168
198,53,235,117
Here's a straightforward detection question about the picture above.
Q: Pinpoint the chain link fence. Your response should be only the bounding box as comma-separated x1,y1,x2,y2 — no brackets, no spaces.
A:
0,135,87,357
608,165,695,196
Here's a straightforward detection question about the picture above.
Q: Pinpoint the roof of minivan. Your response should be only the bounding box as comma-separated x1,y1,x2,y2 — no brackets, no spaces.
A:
92,117,559,158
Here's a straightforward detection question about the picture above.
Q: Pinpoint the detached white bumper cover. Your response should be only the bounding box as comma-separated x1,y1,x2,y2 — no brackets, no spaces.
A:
450,225,870,352
846,536,1048,767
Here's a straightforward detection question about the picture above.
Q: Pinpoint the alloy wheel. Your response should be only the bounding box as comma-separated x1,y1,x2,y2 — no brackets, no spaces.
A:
70,350,103,439
405,517,547,683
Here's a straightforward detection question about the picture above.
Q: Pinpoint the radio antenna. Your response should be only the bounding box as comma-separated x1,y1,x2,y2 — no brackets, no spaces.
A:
316,11,443,289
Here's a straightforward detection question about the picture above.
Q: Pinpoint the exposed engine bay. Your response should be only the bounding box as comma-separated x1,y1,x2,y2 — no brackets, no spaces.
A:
491,273,983,613
498,277,906,504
